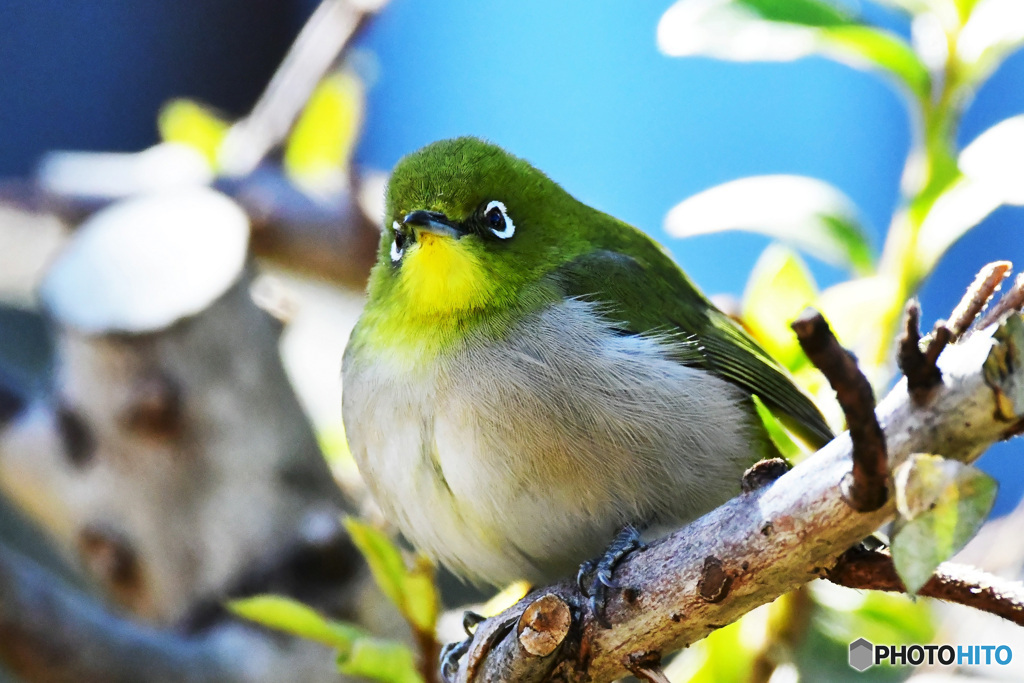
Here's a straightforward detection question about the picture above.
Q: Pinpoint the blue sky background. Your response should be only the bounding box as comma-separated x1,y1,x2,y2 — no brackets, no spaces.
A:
2,0,1023,511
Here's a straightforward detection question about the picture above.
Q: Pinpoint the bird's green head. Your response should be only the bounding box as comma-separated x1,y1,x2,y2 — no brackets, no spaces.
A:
366,137,587,322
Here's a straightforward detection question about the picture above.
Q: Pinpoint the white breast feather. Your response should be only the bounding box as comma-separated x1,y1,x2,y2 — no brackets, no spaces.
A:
342,299,767,585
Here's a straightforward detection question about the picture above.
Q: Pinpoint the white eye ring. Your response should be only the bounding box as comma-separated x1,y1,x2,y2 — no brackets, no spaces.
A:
484,200,515,239
390,221,404,262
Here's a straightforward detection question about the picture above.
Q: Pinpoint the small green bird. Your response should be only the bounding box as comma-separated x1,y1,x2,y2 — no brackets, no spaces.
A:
342,137,830,594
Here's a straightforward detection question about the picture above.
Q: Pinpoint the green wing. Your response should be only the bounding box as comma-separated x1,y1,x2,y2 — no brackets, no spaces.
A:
546,248,833,448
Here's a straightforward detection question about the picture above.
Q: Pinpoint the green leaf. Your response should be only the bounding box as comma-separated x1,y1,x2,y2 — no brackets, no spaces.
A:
284,71,364,193
735,0,851,26
807,582,934,680
344,518,406,608
338,637,425,683
657,0,931,98
663,605,761,683
228,594,364,650
741,245,819,371
752,394,805,460
343,518,439,634
229,594,425,683
666,175,874,275
814,580,935,644
890,455,998,594
816,276,895,373
818,24,932,98
916,114,1024,273
958,0,1024,85
157,99,229,168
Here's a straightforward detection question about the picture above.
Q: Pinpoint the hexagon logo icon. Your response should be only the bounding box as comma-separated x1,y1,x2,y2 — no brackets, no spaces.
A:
849,638,874,672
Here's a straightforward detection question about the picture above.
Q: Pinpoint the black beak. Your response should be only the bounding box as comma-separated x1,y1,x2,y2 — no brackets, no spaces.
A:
402,210,463,239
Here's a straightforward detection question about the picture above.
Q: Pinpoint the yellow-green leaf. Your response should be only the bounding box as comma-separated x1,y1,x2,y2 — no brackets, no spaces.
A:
752,394,805,461
401,556,441,633
157,99,230,168
284,71,364,192
890,455,998,594
958,0,1024,85
666,175,874,275
658,0,930,98
741,245,819,371
337,637,425,683
819,24,932,99
344,518,408,608
343,518,439,633
816,275,896,383
812,581,935,653
228,594,364,650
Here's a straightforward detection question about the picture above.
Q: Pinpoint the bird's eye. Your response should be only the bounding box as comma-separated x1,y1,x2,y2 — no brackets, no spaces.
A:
483,200,515,240
390,221,405,262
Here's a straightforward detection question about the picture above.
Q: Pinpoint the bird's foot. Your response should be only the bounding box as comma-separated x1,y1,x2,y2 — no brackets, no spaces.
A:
576,524,645,628
440,610,485,682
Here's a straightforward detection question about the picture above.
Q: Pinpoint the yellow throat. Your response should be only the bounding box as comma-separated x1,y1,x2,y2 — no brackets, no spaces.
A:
396,233,496,316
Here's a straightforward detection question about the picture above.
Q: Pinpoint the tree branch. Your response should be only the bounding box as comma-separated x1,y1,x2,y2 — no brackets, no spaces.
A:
948,261,1011,338
791,309,888,512
897,299,944,402
448,309,1024,683
827,545,1024,626
0,542,242,683
217,0,389,177
979,272,1024,330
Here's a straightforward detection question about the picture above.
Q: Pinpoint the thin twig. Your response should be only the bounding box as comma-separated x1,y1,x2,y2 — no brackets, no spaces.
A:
898,299,943,402
923,323,952,368
827,546,1024,626
947,261,1011,339
791,309,888,512
626,653,671,683
218,0,388,176
978,273,1024,330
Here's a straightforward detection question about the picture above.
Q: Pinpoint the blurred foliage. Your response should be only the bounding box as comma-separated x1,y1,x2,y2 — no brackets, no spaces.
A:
752,393,806,462
157,100,230,168
666,586,934,682
231,519,440,683
668,176,873,276
284,71,364,194
343,518,439,637
662,0,1024,382
157,68,364,191
229,594,423,683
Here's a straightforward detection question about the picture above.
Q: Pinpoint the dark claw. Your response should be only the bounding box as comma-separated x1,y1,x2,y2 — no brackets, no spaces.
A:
596,568,619,589
577,524,645,628
577,558,597,596
590,591,612,629
462,610,485,635
440,638,471,683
